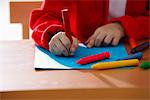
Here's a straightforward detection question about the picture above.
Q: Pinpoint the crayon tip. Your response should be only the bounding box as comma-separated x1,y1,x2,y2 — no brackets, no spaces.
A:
104,52,110,58
76,59,83,64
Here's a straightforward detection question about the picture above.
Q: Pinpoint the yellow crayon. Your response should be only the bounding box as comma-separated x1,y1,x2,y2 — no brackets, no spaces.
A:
92,59,139,69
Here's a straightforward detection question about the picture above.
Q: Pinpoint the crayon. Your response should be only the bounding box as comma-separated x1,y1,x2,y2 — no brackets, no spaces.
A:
129,38,137,49
92,59,139,69
117,52,143,60
76,52,110,65
131,42,149,54
61,9,73,43
140,61,150,69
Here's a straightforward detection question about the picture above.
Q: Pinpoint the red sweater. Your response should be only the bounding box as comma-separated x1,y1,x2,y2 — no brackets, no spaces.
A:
30,0,150,50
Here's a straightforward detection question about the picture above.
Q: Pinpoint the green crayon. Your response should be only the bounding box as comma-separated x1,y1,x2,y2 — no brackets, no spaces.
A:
140,62,150,69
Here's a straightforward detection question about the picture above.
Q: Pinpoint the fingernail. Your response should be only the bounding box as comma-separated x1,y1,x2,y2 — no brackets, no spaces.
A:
87,44,92,48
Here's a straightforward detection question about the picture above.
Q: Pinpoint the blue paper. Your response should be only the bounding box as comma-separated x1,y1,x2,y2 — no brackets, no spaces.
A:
34,43,131,70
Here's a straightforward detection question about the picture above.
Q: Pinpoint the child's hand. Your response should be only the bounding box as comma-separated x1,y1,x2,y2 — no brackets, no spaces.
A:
86,23,125,48
49,32,78,56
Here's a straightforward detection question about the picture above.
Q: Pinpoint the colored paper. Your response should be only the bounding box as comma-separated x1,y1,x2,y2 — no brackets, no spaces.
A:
34,43,130,70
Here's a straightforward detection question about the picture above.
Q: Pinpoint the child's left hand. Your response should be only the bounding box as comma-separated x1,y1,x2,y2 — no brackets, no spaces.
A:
85,23,125,48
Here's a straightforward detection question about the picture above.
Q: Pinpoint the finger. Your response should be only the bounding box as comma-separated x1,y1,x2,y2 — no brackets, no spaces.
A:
49,45,53,53
51,44,61,56
72,37,79,49
56,39,69,56
49,39,57,54
103,34,113,46
85,36,92,44
59,33,71,50
48,35,68,56
87,28,102,48
95,33,106,47
111,37,120,46
70,37,78,55
87,39,95,48
85,29,99,44
49,37,63,56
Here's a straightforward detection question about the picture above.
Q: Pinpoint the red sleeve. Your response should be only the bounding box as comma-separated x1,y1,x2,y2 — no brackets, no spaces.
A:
30,3,64,50
110,14,150,41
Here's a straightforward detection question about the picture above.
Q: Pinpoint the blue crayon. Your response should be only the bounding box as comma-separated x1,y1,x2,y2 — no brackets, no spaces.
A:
117,52,143,61
131,42,149,54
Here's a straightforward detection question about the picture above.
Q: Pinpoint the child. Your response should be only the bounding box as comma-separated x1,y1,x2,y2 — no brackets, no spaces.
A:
30,0,149,56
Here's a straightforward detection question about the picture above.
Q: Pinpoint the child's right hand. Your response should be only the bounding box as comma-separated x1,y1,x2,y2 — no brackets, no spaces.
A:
49,32,78,56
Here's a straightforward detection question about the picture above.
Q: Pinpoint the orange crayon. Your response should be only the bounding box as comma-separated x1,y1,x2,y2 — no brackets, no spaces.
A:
129,38,137,49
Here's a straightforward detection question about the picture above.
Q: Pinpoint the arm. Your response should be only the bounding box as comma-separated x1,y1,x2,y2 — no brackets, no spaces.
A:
110,0,150,41
29,1,64,50
86,1,149,48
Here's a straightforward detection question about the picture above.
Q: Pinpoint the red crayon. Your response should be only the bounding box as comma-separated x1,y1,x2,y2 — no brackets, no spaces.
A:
61,9,73,43
76,52,110,65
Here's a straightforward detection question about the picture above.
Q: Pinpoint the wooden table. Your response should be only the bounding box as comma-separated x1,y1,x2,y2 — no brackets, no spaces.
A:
0,40,149,100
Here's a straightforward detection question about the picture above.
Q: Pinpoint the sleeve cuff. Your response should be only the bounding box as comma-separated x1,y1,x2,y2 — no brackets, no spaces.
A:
109,16,138,40
41,25,64,50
